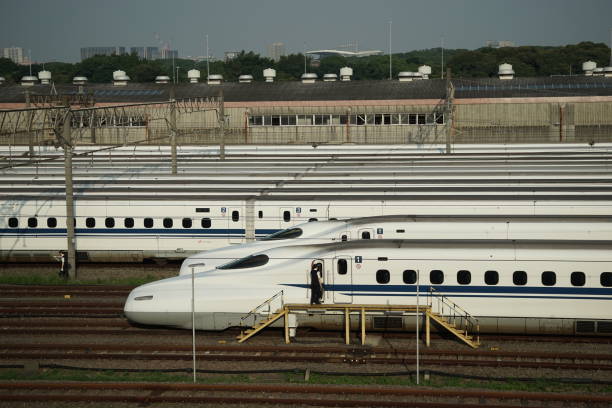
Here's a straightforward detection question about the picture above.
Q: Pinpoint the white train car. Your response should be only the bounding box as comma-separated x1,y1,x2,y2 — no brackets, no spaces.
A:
178,215,612,274
124,239,612,335
3,195,612,263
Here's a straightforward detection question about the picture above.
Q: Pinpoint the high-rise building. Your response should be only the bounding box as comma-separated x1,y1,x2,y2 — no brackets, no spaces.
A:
129,47,160,60
2,47,25,64
80,46,126,60
485,40,516,48
267,42,286,62
160,49,178,60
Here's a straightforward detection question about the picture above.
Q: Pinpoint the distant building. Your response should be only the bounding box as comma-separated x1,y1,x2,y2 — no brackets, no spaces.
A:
160,49,178,60
306,49,383,58
486,41,516,48
268,42,286,62
2,47,26,64
224,51,240,61
80,46,126,60
130,47,160,60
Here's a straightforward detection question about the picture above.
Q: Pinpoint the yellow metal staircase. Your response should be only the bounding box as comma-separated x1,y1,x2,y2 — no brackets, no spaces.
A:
236,290,285,343
237,309,287,343
426,288,480,349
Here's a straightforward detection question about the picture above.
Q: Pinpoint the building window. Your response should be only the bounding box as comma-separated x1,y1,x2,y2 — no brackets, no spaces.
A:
248,116,263,126
283,210,290,222
105,217,115,228
542,271,556,286
403,269,417,284
124,218,134,228
571,272,585,287
601,273,612,287
485,270,499,285
232,210,239,222
430,270,444,285
314,114,330,126
86,218,96,228
201,218,211,228
47,217,57,228
376,269,390,284
163,218,173,228
337,259,347,275
8,218,18,228
182,218,192,228
144,218,153,228
513,271,528,286
457,270,471,285
27,217,38,228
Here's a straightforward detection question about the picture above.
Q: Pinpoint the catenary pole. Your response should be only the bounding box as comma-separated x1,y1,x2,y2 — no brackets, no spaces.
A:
63,110,77,279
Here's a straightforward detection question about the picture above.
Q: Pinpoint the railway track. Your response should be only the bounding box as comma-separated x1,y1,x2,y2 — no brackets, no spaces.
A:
1,381,610,407
2,342,610,372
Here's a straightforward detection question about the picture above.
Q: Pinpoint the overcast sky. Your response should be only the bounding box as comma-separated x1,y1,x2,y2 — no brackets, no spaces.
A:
1,0,611,63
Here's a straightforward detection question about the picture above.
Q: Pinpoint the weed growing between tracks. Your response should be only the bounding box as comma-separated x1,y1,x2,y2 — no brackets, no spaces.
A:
3,368,609,394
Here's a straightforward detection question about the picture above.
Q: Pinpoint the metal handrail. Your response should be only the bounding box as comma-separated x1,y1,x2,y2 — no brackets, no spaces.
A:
239,290,284,327
428,287,479,342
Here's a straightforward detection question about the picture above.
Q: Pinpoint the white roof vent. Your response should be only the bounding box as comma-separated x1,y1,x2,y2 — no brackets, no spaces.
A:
187,69,201,83
498,63,515,80
604,67,612,78
340,66,353,81
207,74,223,85
38,70,52,85
582,61,597,76
155,75,171,84
113,75,130,86
112,70,127,80
418,65,432,79
398,71,422,81
21,75,38,86
593,67,605,76
72,76,88,85
239,74,254,83
323,73,338,82
263,68,276,82
301,73,318,84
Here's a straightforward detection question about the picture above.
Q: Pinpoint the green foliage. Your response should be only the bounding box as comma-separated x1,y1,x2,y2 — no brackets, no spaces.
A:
0,42,609,83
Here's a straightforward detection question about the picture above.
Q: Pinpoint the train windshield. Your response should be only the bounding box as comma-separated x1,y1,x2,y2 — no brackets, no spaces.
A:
261,227,303,241
217,254,269,270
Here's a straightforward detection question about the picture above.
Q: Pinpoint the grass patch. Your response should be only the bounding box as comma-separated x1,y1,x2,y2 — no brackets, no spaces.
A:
0,274,159,286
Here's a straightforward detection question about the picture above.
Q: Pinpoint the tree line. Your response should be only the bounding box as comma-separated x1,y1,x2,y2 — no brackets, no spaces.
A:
0,42,609,84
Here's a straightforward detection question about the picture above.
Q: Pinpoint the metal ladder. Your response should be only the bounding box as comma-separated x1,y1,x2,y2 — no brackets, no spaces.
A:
426,287,480,348
236,290,285,343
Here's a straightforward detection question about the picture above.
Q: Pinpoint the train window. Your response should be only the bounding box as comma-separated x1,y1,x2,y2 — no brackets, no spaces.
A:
341,234,348,241
124,218,134,228
376,270,391,284
182,218,192,228
28,217,38,228
378,257,388,261
232,210,239,222
430,270,444,285
396,229,405,233
485,270,499,285
163,218,173,228
261,228,303,241
217,254,269,270
403,269,417,284
361,231,371,239
105,217,115,228
309,209,317,212
337,259,348,275
541,271,556,286
457,270,471,285
601,273,612,287
513,271,527,286
258,211,263,219
47,217,57,228
86,218,96,228
144,218,153,228
8,217,18,228
195,208,210,213
283,210,291,222
201,218,211,228
570,272,585,286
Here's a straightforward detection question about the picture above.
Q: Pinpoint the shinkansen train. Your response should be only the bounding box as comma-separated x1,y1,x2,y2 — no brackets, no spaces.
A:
177,215,612,274
3,195,612,263
124,239,612,335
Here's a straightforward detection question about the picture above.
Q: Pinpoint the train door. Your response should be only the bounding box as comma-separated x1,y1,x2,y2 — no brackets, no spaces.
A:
333,256,353,303
227,207,242,244
358,228,374,240
279,207,292,228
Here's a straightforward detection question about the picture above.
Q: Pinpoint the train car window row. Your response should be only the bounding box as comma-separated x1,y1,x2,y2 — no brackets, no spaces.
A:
248,113,444,127
5,216,221,229
374,268,608,287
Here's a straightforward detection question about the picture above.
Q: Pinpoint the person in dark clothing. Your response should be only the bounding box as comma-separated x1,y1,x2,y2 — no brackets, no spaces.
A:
55,250,68,277
310,262,323,304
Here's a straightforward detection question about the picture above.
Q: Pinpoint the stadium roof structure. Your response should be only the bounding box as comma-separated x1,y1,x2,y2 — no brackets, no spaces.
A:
306,49,384,58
